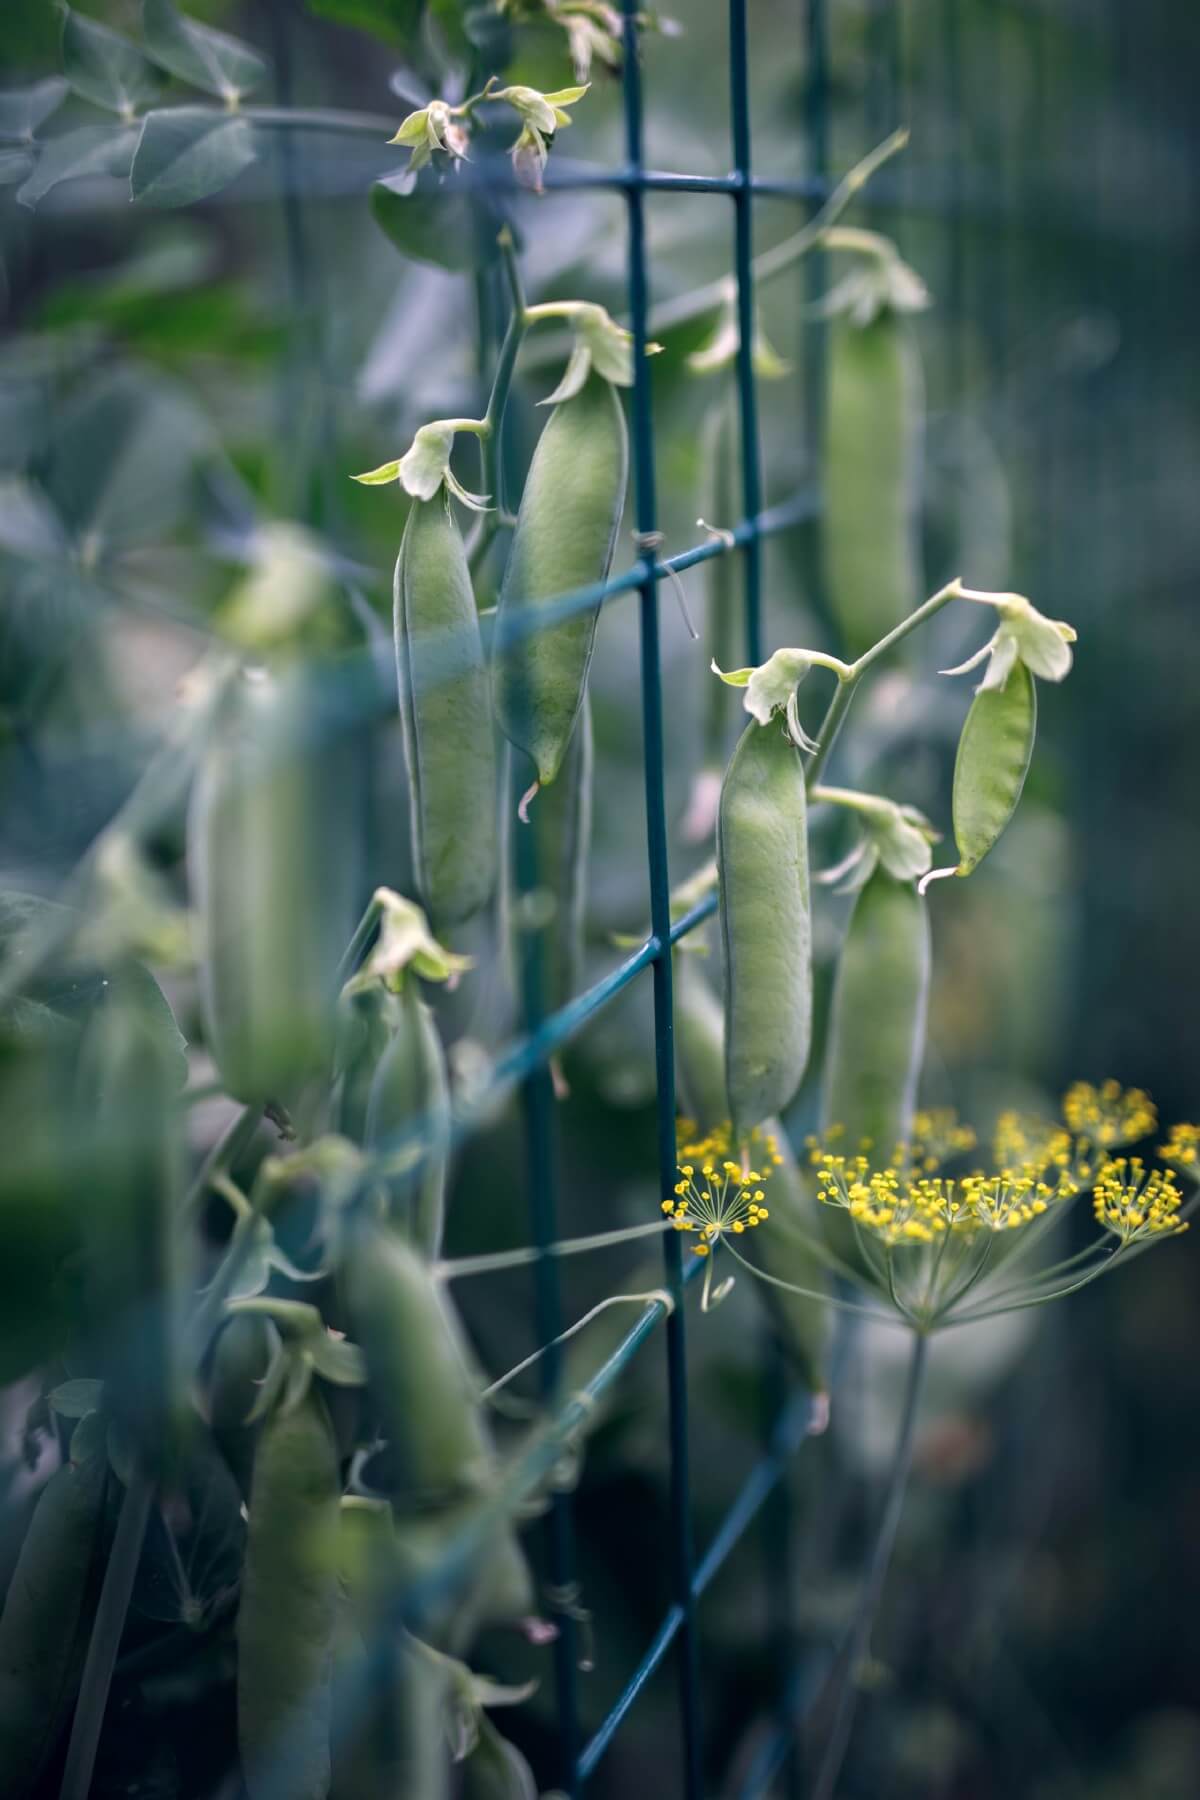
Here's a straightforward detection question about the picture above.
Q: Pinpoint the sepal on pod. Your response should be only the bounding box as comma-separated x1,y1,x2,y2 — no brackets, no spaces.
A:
540,302,660,405
940,589,1077,692
713,645,848,751
352,887,473,990
225,1296,367,1422
353,422,490,511
686,291,790,378
813,786,940,888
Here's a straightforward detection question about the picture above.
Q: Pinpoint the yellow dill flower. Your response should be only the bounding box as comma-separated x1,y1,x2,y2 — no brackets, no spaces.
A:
1160,1122,1200,1173
668,1117,774,1256
1063,1080,1156,1149
1092,1158,1188,1244
908,1108,977,1170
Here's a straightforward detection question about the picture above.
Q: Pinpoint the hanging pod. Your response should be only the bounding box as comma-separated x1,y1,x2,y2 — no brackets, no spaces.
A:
493,371,627,788
77,976,186,1458
718,719,812,1137
822,866,930,1159
208,1312,276,1501
395,493,497,929
673,952,828,1396
500,691,593,1021
822,306,923,657
0,1450,107,1798
341,1224,495,1504
950,659,1037,876
237,1387,340,1800
363,976,451,1262
701,386,743,772
190,663,359,1106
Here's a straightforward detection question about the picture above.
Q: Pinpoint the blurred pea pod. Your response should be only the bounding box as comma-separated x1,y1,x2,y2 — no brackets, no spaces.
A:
823,867,930,1158
0,1449,107,1797
189,663,359,1106
493,371,627,790
500,692,592,1021
238,1386,340,1800
460,1715,538,1799
718,720,812,1137
821,247,927,658
395,493,497,930
386,1495,533,1658
331,1500,449,1800
701,387,741,771
77,976,186,1457
341,1224,495,1504
207,1312,276,1501
333,982,398,1149
673,952,828,1396
364,978,450,1261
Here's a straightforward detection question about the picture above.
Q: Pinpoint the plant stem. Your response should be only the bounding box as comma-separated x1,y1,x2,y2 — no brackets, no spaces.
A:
810,1329,929,1800
805,578,967,787
181,1104,264,1224
466,233,528,571
59,1463,156,1800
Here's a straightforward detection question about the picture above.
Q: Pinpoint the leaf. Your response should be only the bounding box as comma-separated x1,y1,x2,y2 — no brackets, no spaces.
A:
131,107,257,207
351,459,402,486
0,77,69,141
142,0,268,103
302,0,424,44
70,1410,108,1464
49,1378,105,1418
0,477,67,559
61,8,164,119
0,149,34,185
16,122,138,208
371,168,500,274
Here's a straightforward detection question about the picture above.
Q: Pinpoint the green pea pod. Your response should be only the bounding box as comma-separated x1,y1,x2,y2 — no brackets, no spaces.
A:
389,1499,533,1657
461,1716,538,1800
822,309,923,657
823,867,930,1159
364,978,450,1261
0,1454,107,1797
673,952,828,1395
951,660,1036,876
493,372,627,787
332,1505,449,1800
701,387,742,770
341,1226,493,1503
190,663,359,1105
718,720,812,1137
500,692,592,1019
333,983,398,1149
208,1312,274,1500
238,1388,340,1800
396,494,497,929
77,978,185,1456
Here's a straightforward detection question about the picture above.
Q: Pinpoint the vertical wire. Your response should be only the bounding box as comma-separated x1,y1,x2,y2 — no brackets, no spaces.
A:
619,4,703,1795
802,0,833,650
729,0,764,668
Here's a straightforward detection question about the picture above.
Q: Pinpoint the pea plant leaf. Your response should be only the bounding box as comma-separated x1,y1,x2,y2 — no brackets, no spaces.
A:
371,169,500,274
60,8,165,119
15,122,139,209
302,0,424,46
142,0,269,104
131,107,257,208
0,150,34,185
0,77,70,142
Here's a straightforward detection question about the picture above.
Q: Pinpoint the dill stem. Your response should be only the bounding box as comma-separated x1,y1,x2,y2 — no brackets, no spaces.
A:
811,1327,929,1800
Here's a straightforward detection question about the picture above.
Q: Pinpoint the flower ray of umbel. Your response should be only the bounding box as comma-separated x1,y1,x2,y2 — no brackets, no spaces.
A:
665,1121,780,1309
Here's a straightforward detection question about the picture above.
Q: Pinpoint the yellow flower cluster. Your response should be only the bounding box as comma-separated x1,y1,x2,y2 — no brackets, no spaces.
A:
1160,1122,1200,1172
666,1121,778,1256
1063,1080,1156,1148
1092,1158,1188,1243
909,1109,978,1169
811,1151,1066,1246
992,1112,1077,1181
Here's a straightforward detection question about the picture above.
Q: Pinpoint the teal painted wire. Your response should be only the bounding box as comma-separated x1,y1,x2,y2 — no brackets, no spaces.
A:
620,1,704,1792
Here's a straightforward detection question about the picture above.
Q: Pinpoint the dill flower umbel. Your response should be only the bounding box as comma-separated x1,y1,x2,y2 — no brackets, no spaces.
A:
666,1121,779,1254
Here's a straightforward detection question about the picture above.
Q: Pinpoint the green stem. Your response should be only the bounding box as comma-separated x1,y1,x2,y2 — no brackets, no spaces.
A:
811,1329,929,1800
944,1252,1122,1326
466,233,528,571
59,1463,156,1800
804,578,967,787
724,1241,907,1326
336,892,385,983
180,1104,264,1225
648,127,910,336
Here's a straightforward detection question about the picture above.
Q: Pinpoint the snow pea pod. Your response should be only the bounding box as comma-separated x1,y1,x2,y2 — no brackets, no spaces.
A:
951,659,1036,876
395,494,496,929
500,692,592,1019
673,952,828,1395
190,664,359,1105
718,720,812,1137
822,866,930,1159
493,372,627,788
364,979,450,1261
701,387,742,770
341,1226,493,1504
237,1388,340,1800
0,1453,106,1797
822,308,923,658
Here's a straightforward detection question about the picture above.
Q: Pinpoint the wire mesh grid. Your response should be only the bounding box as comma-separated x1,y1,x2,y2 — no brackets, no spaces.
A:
395,2,841,1793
